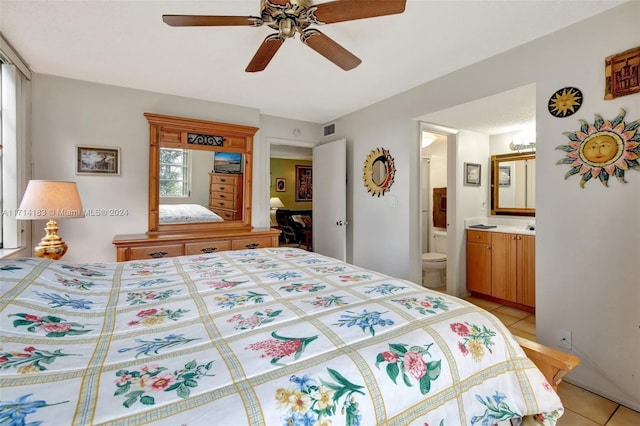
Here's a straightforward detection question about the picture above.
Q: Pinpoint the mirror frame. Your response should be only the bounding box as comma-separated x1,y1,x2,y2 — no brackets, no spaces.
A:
362,147,396,197
145,113,258,235
490,152,535,217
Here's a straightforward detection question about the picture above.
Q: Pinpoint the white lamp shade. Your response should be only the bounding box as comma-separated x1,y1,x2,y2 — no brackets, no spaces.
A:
16,180,85,219
270,197,285,209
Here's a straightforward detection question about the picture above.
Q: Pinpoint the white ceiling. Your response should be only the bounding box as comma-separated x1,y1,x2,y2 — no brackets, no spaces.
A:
0,0,625,128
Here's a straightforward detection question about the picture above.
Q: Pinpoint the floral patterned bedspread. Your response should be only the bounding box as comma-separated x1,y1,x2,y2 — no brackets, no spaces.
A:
0,248,564,425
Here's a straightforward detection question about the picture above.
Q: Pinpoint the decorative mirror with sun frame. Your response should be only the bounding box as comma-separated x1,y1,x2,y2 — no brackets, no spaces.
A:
556,109,640,187
363,147,396,197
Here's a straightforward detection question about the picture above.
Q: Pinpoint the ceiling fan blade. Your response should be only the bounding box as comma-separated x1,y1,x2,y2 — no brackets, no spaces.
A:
246,35,285,72
312,0,406,24
163,15,259,27
301,30,361,71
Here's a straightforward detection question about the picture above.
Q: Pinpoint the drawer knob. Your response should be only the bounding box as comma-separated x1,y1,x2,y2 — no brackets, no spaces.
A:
245,243,260,249
149,251,168,258
200,247,218,253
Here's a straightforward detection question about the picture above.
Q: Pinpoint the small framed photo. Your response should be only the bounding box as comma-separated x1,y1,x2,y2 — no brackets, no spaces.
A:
499,166,511,186
76,145,120,175
464,162,481,186
275,178,286,192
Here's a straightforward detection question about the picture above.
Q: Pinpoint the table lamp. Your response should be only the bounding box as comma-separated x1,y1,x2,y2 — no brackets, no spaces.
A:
269,197,285,226
16,180,84,260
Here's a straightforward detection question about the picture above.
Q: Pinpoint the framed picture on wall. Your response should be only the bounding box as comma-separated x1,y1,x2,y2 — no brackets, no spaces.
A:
76,145,120,175
464,162,481,186
499,166,511,186
295,165,312,201
275,178,286,192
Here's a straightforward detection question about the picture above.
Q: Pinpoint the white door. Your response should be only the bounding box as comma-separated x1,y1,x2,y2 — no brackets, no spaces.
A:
312,139,347,261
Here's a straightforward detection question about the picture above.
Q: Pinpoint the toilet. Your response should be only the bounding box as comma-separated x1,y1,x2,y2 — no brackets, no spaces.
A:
422,230,447,289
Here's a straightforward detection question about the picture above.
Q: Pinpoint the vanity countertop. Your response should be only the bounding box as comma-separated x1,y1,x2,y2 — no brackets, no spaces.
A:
466,225,535,236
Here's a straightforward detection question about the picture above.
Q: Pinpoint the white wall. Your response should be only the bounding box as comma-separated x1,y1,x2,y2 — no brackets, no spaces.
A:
31,75,261,262
331,2,639,410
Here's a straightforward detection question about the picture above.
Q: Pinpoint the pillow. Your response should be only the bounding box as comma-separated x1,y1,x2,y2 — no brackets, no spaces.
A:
301,215,312,227
291,215,307,227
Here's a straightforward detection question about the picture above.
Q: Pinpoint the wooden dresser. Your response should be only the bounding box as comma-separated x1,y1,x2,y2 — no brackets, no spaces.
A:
208,172,242,220
113,113,281,262
113,228,280,261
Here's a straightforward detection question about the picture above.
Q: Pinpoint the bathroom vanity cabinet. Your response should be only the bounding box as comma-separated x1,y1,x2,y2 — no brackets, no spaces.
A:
466,229,535,310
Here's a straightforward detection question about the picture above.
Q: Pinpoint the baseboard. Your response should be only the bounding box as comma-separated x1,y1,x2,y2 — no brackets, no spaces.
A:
562,376,640,413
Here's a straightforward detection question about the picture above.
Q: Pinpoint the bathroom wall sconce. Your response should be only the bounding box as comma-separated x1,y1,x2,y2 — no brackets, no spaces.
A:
422,132,437,148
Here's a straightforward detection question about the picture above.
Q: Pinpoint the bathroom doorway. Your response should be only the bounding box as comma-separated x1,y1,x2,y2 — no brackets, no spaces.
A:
420,125,456,292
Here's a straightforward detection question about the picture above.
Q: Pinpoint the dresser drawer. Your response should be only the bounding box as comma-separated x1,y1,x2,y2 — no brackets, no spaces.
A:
209,208,236,220
185,240,231,255
210,183,235,194
128,244,184,260
231,236,273,250
467,230,491,244
210,174,237,185
210,192,238,204
209,198,236,210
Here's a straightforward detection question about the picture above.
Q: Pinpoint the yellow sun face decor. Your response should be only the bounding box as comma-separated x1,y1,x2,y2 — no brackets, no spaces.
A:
548,87,583,118
556,109,640,187
362,147,396,197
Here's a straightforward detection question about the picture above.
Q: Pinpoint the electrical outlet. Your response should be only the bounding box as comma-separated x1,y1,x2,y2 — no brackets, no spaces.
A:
557,329,572,349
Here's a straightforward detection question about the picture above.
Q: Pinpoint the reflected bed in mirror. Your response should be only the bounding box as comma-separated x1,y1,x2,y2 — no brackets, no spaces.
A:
491,152,535,216
159,204,224,224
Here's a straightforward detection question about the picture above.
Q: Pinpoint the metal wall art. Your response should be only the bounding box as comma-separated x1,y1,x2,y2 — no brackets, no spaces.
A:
548,87,583,118
604,46,640,100
363,147,396,197
556,109,640,187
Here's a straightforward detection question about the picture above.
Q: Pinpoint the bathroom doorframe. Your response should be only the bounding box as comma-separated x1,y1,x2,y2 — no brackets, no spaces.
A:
419,122,459,296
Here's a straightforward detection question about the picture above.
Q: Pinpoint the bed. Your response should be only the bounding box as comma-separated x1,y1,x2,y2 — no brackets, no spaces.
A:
159,204,224,224
0,248,578,425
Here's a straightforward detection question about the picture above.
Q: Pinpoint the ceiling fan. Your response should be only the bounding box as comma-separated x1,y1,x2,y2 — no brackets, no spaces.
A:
163,0,407,72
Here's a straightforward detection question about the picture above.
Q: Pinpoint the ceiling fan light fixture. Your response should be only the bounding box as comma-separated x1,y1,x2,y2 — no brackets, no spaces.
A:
279,18,297,38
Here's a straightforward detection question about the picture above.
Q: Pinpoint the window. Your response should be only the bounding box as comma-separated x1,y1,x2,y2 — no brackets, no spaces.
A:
1,36,32,254
0,65,3,246
159,148,191,197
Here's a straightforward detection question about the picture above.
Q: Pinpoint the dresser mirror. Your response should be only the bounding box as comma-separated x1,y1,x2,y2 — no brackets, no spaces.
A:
490,152,535,217
146,113,257,234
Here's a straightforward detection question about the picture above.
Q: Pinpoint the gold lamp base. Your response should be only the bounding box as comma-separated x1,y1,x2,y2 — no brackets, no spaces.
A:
34,219,68,260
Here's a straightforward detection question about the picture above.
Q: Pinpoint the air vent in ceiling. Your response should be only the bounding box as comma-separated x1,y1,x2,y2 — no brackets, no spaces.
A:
323,123,336,137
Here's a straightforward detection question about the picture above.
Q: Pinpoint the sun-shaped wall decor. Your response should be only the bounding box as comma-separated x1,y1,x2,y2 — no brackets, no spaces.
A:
548,87,583,117
556,109,640,187
362,147,396,197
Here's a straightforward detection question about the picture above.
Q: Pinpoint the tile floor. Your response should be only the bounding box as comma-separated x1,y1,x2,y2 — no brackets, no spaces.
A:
464,296,640,426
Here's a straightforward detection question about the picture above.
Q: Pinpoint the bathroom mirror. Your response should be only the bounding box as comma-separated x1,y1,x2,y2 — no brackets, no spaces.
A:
362,147,396,197
145,113,257,234
490,152,535,216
